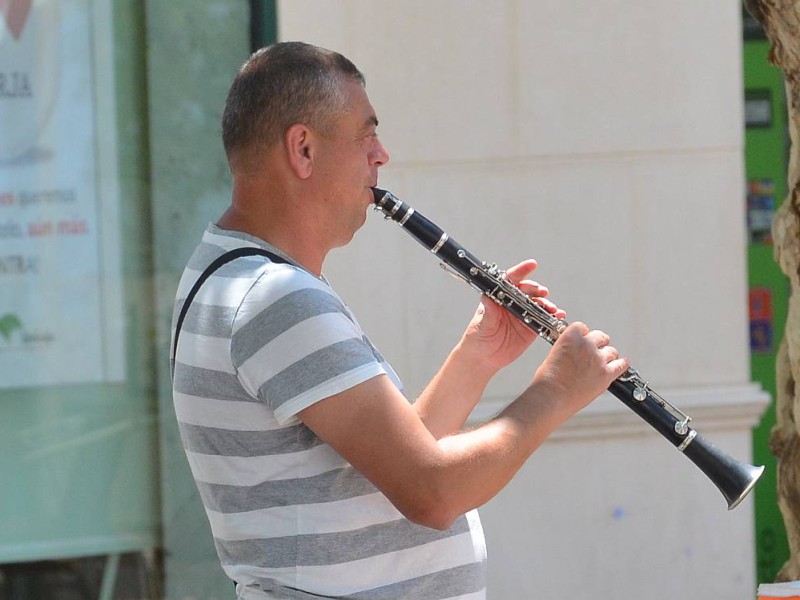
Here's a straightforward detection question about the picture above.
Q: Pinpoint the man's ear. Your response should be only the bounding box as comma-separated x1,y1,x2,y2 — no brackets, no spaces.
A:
284,123,314,180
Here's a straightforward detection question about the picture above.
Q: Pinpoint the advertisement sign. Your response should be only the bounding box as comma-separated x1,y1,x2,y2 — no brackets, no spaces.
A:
0,0,124,388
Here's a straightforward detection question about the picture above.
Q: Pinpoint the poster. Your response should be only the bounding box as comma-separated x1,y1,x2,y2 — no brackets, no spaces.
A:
0,0,124,388
747,178,776,245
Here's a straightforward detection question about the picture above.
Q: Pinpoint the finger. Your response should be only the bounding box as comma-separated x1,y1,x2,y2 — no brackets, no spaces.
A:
601,344,619,361
519,282,566,318
607,356,630,377
564,321,589,336
532,296,559,315
587,330,611,348
504,259,538,285
517,279,549,298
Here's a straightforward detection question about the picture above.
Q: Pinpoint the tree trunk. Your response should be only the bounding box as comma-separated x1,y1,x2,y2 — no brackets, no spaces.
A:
746,0,800,582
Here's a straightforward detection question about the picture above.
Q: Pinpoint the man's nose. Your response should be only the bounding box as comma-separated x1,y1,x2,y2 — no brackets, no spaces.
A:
371,139,390,166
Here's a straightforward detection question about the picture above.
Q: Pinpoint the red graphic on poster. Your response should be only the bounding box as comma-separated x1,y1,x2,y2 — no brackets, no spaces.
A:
749,287,773,320
749,288,774,354
0,0,32,40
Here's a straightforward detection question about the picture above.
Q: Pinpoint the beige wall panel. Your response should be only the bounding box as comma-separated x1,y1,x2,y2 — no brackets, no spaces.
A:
279,2,762,598
515,2,744,155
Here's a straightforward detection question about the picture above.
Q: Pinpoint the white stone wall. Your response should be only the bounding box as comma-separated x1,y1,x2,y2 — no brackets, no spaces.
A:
278,2,766,598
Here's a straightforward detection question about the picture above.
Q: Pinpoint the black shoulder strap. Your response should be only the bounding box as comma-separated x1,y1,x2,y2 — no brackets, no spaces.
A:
171,247,288,367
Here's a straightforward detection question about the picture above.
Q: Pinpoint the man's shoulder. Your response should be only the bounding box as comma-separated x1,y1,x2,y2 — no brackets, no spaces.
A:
179,224,349,329
190,225,324,290
174,226,321,316
194,225,298,270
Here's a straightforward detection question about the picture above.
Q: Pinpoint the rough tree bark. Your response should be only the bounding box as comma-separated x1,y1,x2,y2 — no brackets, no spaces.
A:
745,0,800,582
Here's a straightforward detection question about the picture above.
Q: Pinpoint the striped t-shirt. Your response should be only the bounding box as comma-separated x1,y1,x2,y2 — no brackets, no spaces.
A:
171,224,487,599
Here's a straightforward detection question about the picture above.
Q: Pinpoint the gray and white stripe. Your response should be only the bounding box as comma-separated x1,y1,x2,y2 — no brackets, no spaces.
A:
172,224,486,599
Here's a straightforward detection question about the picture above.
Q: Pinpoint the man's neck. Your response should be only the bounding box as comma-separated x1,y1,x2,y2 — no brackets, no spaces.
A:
216,198,327,277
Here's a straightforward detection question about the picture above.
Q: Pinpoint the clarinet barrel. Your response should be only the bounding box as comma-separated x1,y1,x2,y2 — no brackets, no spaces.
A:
372,186,764,510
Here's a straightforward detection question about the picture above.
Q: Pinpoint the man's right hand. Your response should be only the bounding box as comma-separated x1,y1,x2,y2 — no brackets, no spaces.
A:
529,321,629,419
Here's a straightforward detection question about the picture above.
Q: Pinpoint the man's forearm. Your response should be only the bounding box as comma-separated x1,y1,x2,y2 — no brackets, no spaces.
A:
414,340,500,439
416,381,574,530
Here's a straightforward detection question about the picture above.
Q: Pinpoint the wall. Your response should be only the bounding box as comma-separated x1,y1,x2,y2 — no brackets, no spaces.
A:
144,1,768,598
278,1,766,598
145,1,251,598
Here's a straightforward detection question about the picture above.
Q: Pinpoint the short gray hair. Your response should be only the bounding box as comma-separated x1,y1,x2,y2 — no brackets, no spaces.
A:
221,41,366,173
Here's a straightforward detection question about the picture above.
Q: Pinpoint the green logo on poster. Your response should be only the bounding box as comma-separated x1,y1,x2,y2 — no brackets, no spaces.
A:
0,313,22,342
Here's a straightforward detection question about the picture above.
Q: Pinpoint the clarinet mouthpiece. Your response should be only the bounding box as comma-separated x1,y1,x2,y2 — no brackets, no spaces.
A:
372,187,389,205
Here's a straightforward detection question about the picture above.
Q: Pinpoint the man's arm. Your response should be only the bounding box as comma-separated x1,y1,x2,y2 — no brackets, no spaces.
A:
298,321,628,531
413,259,563,439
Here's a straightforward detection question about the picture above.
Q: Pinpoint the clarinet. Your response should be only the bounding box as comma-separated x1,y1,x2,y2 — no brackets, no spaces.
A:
372,187,764,510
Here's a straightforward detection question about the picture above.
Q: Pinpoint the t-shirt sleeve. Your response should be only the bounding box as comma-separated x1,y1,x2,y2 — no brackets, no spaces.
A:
231,267,387,425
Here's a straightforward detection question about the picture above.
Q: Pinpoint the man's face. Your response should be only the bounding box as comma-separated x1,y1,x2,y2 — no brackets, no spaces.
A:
313,79,390,246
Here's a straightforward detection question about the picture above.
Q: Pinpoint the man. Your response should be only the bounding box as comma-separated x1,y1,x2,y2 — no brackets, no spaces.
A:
171,41,628,600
